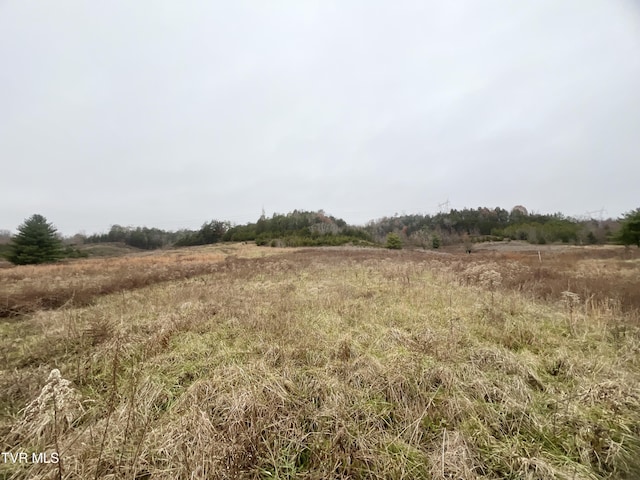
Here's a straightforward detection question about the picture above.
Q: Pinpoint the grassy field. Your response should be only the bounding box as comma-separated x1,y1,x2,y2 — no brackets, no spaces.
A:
1,244,639,479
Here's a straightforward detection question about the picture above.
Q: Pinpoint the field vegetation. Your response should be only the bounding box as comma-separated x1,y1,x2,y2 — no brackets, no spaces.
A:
1,243,639,479
14,205,633,256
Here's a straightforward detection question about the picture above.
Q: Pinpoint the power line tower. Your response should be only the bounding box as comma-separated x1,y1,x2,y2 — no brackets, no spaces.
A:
438,199,450,213
585,207,606,222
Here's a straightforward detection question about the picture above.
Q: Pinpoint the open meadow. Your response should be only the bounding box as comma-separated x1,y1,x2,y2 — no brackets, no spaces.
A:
1,243,639,479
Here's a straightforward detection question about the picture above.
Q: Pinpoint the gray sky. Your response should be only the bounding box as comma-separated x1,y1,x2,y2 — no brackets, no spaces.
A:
1,1,639,235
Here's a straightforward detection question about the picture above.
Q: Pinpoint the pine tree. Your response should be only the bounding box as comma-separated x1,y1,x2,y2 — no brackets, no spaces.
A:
617,208,640,247
8,214,63,265
386,233,402,250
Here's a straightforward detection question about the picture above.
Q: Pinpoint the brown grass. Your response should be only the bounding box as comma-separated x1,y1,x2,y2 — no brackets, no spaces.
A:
1,245,639,479
0,243,293,318
441,246,640,316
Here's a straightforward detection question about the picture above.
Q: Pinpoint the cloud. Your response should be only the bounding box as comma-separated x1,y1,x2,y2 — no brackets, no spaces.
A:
1,1,639,234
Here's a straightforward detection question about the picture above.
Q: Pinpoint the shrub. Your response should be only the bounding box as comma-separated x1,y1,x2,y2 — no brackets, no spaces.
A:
62,245,89,259
385,233,402,249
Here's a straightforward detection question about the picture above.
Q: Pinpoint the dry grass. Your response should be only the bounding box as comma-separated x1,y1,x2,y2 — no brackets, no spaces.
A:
0,243,293,318
442,245,640,316
1,246,639,479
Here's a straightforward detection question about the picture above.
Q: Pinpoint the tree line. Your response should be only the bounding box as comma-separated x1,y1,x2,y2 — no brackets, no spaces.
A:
223,210,373,247
365,207,620,248
85,221,230,249
2,207,639,265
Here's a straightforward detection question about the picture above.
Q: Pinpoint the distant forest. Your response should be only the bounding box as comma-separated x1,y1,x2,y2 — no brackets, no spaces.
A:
69,206,619,251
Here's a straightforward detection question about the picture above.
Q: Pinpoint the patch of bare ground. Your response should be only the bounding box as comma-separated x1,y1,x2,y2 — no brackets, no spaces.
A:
1,245,638,479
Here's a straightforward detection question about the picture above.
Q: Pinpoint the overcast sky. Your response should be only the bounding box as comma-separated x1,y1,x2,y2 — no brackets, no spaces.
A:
1,1,639,235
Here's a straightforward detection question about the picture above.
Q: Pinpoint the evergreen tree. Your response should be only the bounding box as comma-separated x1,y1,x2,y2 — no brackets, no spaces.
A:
617,208,640,247
8,214,63,265
386,232,402,250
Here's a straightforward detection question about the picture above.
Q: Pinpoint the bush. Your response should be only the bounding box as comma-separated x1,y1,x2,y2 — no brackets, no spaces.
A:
432,235,441,249
386,233,402,250
63,245,89,259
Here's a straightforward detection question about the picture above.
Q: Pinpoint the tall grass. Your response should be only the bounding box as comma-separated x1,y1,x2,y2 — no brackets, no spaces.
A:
0,243,291,318
1,246,638,479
